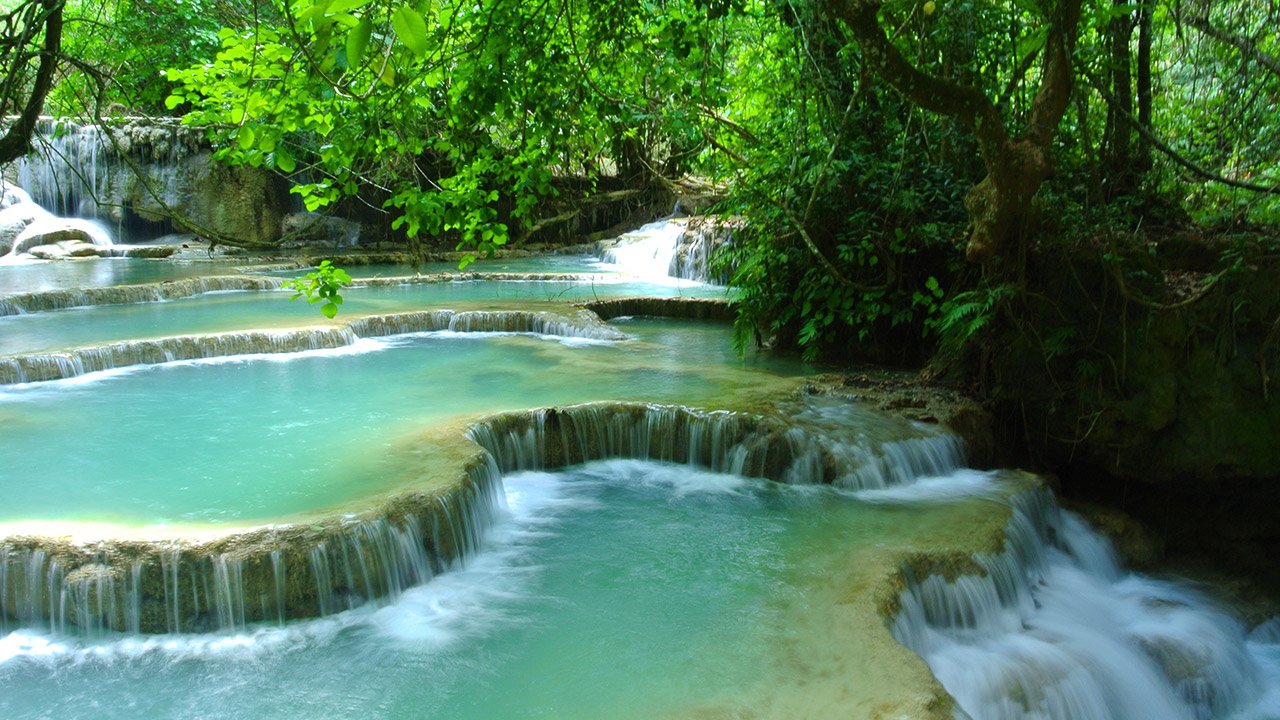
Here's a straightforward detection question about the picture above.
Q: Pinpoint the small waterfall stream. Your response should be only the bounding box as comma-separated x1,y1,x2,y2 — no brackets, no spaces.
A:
11,119,189,239
892,487,1280,719
0,458,505,637
594,217,734,283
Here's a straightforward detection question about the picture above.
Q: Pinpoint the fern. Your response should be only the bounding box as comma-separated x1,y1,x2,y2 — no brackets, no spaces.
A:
935,284,1015,355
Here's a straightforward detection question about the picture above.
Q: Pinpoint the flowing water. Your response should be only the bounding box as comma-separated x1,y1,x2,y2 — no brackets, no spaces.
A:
254,255,611,278
0,322,796,525
0,277,723,355
0,460,1004,720
0,258,249,296
1,162,1278,719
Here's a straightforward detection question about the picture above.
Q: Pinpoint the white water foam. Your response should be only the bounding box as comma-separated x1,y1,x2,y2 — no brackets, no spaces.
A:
594,219,716,286
893,488,1280,720
574,458,754,497
0,466,592,665
852,468,999,503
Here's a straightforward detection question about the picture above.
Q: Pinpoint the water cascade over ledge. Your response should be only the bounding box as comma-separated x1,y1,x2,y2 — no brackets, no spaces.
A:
594,217,735,283
0,271,613,316
0,399,965,637
0,308,629,384
890,487,1280,720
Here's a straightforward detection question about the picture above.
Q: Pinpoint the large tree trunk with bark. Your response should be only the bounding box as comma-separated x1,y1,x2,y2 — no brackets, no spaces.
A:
823,0,1082,265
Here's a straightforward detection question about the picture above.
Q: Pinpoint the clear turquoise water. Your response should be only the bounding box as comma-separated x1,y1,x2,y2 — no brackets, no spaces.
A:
255,255,610,278
0,280,727,355
0,258,248,296
0,460,948,720
0,321,807,524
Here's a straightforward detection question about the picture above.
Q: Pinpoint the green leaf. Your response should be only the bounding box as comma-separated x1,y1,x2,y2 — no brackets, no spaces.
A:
164,94,184,110
392,5,430,57
327,0,372,13
321,302,339,318
275,148,297,173
297,0,334,23
237,125,256,150
347,16,372,67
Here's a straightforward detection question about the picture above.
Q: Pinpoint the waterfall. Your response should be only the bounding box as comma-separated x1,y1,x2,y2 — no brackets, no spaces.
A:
0,328,360,383
0,275,286,315
596,219,689,279
1,272,607,315
12,119,193,238
0,309,626,385
346,308,627,341
890,487,1279,720
467,400,967,488
594,218,736,283
0,457,505,635
16,121,113,220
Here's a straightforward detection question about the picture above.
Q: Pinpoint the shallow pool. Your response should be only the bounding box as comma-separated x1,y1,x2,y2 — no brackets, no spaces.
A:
0,459,992,720
0,321,805,525
0,279,726,356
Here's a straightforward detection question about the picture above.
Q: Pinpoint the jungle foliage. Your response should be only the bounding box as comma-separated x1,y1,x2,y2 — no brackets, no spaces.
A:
4,0,1279,358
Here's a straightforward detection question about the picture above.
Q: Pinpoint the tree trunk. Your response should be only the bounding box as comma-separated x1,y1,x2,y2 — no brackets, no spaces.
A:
1104,2,1134,193
0,0,64,166
824,0,1082,266
1136,1,1153,171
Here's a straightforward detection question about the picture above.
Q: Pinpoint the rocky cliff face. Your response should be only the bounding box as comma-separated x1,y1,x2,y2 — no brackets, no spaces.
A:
2,118,289,246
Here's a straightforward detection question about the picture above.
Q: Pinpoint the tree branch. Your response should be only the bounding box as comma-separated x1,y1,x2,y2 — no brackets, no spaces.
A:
1181,13,1280,79
1082,69,1280,194
0,0,63,166
821,0,1008,156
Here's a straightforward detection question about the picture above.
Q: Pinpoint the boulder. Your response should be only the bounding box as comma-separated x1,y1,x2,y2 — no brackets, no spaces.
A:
28,240,111,260
281,212,361,248
0,202,53,255
0,181,33,210
12,218,113,255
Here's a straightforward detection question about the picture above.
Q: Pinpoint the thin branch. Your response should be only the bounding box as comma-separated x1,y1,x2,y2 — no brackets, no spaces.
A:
1081,69,1280,194
696,104,762,145
1181,13,1280,79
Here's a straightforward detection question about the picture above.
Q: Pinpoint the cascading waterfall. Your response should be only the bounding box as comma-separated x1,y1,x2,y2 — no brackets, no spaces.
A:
0,308,627,384
0,457,506,636
12,119,190,234
594,217,735,283
0,398,962,637
0,275,285,315
15,121,113,220
466,400,968,489
891,487,1280,720
0,120,136,255
0,271,607,315
596,219,689,279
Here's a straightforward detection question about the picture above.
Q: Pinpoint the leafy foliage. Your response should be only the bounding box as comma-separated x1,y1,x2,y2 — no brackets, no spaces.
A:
283,260,353,318
162,0,738,261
